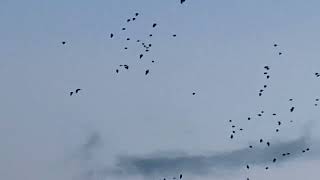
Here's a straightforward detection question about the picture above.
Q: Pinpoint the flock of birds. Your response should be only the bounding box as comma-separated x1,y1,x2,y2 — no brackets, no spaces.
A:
228,44,312,180
60,0,316,180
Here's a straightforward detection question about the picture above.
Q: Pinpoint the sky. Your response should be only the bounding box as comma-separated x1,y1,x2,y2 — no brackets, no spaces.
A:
1,0,320,180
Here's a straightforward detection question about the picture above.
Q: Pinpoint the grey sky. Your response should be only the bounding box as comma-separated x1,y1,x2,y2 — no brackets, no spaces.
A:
1,0,320,180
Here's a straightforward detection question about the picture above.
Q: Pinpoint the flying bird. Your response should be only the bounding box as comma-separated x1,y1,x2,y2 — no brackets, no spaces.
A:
260,139,263,143
180,174,182,179
181,0,186,4
192,92,196,95
70,92,73,96
267,142,270,146
62,41,66,45
273,158,277,163
152,23,157,28
140,54,143,59
110,33,114,38
75,89,81,93
116,69,119,73
290,107,295,112
145,69,149,75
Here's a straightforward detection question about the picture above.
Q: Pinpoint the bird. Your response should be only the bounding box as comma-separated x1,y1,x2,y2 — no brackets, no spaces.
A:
137,40,140,42
259,93,262,96
302,150,306,153
122,28,126,31
127,19,131,22
152,60,155,63
126,38,130,41
229,120,232,122
75,89,81,93
286,153,290,155
279,52,282,55
145,69,149,75
306,148,310,151
249,145,253,148
152,23,157,28
149,34,153,37
192,92,196,95
232,125,235,128
135,13,139,16
180,174,182,179
267,75,270,79
274,44,278,47
62,41,66,45
181,0,186,4
132,17,136,21
265,167,269,170
260,139,263,143
258,114,262,116
124,65,129,69
267,142,270,146
240,128,243,131
282,153,286,156
116,69,119,73
140,54,143,59
248,117,251,120
264,85,267,88
230,134,234,139
276,129,279,132
289,99,293,101
264,66,270,70
173,34,177,37
278,121,281,125
232,131,235,134
70,92,73,96
149,44,152,47
273,158,277,163
246,165,250,169
290,107,295,112
273,113,277,116
110,33,114,38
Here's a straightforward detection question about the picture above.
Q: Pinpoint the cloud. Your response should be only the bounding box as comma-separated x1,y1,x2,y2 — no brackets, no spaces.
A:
111,135,313,176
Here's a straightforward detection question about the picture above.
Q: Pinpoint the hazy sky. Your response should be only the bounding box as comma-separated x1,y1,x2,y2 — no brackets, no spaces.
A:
1,0,320,180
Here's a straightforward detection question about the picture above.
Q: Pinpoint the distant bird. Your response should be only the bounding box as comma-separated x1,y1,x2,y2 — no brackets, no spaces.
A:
140,54,143,59
70,92,73,96
173,34,177,37
145,69,149,75
62,41,66,45
232,131,235,134
258,114,262,116
267,142,270,146
124,65,129,69
116,69,119,73
264,72,268,74
75,89,81,93
149,34,153,37
276,129,279,132
122,28,126,31
132,17,136,21
273,113,277,116
267,75,270,79
192,92,196,95
316,99,319,101
264,66,270,70
261,111,264,113
306,148,310,151
240,128,243,131
279,52,282,55
286,153,290,155
282,153,286,156
229,120,232,122
289,99,293,101
149,44,152,47
135,13,139,16
249,145,253,148
264,85,267,88
278,121,281,125
152,23,157,28
181,0,186,4
127,19,131,22
290,107,295,112
260,139,263,143
259,93,262,96
246,165,250,169
265,167,269,170
273,158,277,163
127,38,130,40
232,125,235,128
230,134,234,139
124,47,128,50
180,174,182,179
152,60,155,63
274,44,278,47
302,150,306,153
248,117,251,120
110,33,114,38
137,40,140,42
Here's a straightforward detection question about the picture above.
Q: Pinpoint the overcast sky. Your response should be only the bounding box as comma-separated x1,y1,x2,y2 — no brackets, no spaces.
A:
1,0,320,180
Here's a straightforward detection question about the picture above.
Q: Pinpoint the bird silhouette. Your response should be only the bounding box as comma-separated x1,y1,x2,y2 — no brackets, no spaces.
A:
264,66,270,70
122,28,126,31
273,158,277,163
152,23,157,28
279,52,282,55
180,174,182,179
278,121,281,125
192,92,196,95
135,13,139,16
75,89,81,93
246,165,250,169
145,69,149,75
290,107,295,112
260,139,263,143
267,142,270,146
274,44,278,47
173,34,177,37
116,69,119,73
70,92,73,96
62,41,66,45
140,54,143,59
230,134,234,139
181,0,186,4
110,33,114,38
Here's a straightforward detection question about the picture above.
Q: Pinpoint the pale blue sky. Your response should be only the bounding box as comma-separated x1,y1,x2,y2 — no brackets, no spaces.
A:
1,0,320,180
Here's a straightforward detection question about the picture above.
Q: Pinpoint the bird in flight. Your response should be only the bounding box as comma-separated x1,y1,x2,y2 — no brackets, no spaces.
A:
70,92,73,96
110,33,114,38
62,41,66,45
180,174,182,179
181,0,186,4
290,107,295,112
153,23,157,28
145,69,149,75
75,89,81,94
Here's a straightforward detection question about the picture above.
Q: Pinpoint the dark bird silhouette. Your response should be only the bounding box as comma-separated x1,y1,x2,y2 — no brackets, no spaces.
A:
62,41,66,45
173,34,177,37
124,65,129,69
110,33,114,38
264,72,268,74
274,44,278,47
265,167,269,170
145,69,149,75
282,153,286,156
248,117,251,120
264,85,267,88
140,54,143,59
127,38,130,41
273,113,277,116
278,121,281,125
232,131,235,134
152,60,155,63
149,34,153,37
260,139,263,143
192,92,196,95
267,75,270,79
132,17,136,21
258,114,262,117
302,150,306,153
232,125,235,128
137,40,140,42
230,134,234,139
279,52,282,55
122,28,126,31
259,93,262,96
149,44,152,47
249,145,253,148
240,128,243,131
267,142,270,146
273,158,277,163
127,19,131,22
135,13,139,16
290,107,295,112
70,92,73,96
306,148,310,151
75,89,81,93
181,0,186,4
289,99,293,101
124,47,128,50
246,165,250,169
286,153,290,155
276,129,279,132
152,23,157,28
180,174,182,179
264,66,270,70
116,69,119,73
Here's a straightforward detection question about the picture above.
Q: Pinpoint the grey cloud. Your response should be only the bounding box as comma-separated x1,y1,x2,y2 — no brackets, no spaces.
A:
112,135,314,176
